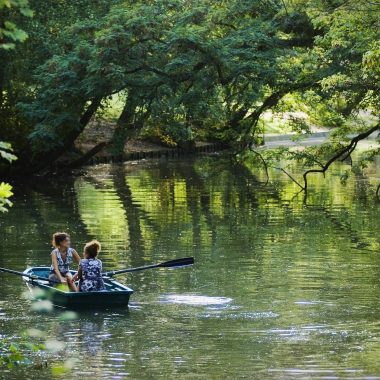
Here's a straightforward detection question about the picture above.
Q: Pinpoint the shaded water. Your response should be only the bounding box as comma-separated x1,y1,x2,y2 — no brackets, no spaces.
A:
0,154,380,379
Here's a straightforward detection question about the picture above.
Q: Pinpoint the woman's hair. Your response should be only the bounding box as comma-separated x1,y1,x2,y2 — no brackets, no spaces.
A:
52,232,70,248
84,240,101,258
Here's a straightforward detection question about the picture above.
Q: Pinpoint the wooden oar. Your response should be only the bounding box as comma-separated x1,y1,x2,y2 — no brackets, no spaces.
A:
0,267,59,283
104,257,194,277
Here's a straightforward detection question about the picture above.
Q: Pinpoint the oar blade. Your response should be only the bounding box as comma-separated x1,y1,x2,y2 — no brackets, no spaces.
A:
105,257,195,277
157,257,194,268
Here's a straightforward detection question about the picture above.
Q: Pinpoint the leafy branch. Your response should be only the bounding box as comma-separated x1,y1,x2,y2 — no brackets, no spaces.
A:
249,124,380,197
302,124,380,193
0,142,17,212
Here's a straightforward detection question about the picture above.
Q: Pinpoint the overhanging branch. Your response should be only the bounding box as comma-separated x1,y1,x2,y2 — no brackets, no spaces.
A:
302,124,380,192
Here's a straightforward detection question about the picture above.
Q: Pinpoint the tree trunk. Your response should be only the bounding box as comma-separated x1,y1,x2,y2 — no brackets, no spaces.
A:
27,97,102,174
109,95,139,155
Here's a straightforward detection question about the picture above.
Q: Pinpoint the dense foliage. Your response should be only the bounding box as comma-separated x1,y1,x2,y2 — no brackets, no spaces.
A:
0,0,379,187
0,0,32,49
0,0,29,210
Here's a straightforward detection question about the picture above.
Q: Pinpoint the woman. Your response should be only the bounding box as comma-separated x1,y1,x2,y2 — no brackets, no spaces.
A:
49,232,81,291
73,240,105,292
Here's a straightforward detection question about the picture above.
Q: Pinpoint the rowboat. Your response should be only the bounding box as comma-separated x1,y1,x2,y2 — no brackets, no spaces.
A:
22,267,133,309
0,258,192,309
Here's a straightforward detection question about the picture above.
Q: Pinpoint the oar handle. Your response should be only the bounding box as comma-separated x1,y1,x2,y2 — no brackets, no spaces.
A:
0,267,60,284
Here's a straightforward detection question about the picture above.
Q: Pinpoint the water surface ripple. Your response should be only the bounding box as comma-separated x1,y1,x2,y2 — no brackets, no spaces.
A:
0,156,379,378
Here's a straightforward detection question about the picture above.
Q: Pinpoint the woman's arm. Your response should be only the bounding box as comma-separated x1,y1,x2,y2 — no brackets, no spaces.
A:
77,266,83,280
51,251,65,283
72,249,81,264
72,264,82,282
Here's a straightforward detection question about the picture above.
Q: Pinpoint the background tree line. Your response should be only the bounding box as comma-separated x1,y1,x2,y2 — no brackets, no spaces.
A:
0,0,379,183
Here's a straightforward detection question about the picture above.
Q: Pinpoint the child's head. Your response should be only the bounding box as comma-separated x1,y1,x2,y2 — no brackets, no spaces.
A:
84,240,101,259
52,232,70,249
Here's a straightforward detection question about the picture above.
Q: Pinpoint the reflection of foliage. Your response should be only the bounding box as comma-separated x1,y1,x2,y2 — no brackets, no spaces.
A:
75,180,129,257
1,156,380,376
76,156,380,257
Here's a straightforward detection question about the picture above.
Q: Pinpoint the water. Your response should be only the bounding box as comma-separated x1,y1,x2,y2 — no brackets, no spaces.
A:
0,154,379,379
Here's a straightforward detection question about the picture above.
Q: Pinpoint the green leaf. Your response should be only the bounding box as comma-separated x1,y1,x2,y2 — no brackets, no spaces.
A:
0,150,17,162
0,141,12,150
19,8,34,17
0,182,13,199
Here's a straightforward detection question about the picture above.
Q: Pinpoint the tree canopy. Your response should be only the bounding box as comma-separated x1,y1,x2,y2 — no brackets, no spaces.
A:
0,0,379,192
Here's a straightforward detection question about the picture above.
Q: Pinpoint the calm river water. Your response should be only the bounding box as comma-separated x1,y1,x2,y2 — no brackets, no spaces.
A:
0,154,379,379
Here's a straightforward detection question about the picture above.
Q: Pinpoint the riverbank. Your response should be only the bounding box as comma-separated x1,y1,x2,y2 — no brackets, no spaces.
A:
63,120,379,168
60,119,229,167
80,140,227,166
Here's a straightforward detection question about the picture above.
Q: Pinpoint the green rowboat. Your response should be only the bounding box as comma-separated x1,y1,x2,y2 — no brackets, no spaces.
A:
22,267,133,309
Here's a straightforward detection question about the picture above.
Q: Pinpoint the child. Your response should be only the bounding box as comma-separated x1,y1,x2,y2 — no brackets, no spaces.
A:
73,240,105,292
49,232,81,292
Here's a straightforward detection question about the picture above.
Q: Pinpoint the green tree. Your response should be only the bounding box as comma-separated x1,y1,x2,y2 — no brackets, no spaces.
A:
0,0,30,210
245,0,380,195
0,0,378,194
0,0,120,170
18,1,317,167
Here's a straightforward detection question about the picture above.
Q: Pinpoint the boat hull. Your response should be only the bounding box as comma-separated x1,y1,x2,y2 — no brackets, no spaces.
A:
23,267,133,309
